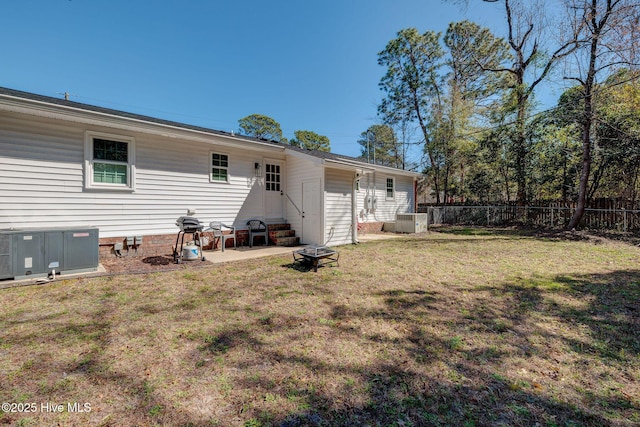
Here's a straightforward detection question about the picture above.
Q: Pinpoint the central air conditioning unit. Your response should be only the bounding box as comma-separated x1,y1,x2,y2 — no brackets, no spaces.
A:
0,227,99,281
395,213,428,233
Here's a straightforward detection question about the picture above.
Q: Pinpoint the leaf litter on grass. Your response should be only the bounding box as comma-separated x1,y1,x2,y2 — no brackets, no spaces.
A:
1,227,639,426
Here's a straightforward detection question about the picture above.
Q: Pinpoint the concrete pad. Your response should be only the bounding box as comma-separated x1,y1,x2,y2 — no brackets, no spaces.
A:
0,264,106,289
203,245,305,264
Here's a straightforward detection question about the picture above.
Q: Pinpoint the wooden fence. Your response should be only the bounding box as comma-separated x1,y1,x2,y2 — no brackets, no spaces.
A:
417,205,640,232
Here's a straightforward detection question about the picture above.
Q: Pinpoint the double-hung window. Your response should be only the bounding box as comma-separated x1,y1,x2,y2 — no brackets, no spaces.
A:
85,132,135,190
210,153,229,183
386,177,395,200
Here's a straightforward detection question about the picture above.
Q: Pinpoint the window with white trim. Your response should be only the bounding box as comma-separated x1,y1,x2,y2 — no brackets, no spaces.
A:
85,132,135,190
210,153,229,182
386,177,395,200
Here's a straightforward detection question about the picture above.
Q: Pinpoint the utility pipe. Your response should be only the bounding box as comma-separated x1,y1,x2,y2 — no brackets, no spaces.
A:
352,172,361,244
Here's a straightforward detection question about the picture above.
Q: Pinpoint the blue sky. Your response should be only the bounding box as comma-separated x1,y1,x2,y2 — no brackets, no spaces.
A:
1,0,562,160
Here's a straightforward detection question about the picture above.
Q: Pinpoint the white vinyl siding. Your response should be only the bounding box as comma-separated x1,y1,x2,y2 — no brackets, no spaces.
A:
0,107,417,244
0,112,282,237
357,172,413,223
324,168,355,246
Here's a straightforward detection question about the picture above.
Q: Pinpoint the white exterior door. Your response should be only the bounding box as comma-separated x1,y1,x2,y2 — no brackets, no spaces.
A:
264,160,284,220
302,179,322,245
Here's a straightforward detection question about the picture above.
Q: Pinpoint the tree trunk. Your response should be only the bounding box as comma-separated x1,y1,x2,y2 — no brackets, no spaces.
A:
443,163,451,205
501,163,511,203
567,0,605,230
568,113,592,229
514,83,528,205
562,139,568,205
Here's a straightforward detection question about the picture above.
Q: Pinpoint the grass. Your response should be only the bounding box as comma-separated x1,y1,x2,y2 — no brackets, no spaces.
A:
1,226,639,426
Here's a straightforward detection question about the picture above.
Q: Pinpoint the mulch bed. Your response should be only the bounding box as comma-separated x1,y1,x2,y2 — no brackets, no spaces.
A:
100,253,211,275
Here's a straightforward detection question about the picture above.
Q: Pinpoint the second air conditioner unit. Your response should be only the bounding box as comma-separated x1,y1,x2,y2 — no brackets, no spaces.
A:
395,213,428,233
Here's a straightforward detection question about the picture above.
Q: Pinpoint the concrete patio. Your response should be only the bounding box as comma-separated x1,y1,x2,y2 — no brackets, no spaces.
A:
201,232,405,264
202,244,305,264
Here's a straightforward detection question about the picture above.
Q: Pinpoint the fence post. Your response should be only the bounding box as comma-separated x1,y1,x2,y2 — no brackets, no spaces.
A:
426,206,430,233
487,206,490,226
624,208,627,232
550,207,554,228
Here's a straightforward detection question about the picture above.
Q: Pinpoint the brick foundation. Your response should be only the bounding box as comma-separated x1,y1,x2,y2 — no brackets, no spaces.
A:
358,221,384,234
98,230,255,259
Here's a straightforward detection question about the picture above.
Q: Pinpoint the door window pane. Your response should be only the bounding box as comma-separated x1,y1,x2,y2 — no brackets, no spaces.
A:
265,163,281,192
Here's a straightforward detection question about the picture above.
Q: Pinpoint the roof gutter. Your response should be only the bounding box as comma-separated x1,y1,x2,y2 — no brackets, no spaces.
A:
324,158,421,178
324,158,376,173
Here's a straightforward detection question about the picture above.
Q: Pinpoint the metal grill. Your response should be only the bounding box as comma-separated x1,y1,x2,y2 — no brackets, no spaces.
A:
176,216,204,233
173,216,205,263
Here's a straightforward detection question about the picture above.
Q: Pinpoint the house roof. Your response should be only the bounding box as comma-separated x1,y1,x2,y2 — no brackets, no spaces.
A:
283,143,422,177
0,86,422,178
0,86,277,147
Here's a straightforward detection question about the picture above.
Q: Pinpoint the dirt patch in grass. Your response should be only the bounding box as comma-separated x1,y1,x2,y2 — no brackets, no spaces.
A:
1,227,639,426
99,252,211,275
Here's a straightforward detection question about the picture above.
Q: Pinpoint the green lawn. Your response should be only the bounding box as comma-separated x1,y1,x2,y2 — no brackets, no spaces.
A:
1,227,639,426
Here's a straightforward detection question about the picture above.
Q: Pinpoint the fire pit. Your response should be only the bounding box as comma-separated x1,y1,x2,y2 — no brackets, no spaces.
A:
293,246,339,272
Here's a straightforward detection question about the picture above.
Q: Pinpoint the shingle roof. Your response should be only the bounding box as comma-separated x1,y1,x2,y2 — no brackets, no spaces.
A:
0,86,420,176
285,142,363,163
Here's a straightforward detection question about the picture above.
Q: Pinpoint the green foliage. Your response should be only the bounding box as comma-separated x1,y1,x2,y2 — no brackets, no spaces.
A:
377,27,443,128
591,70,640,200
463,70,640,204
443,20,512,102
238,114,286,142
528,119,581,202
289,130,330,152
377,22,511,202
358,124,402,167
148,404,163,417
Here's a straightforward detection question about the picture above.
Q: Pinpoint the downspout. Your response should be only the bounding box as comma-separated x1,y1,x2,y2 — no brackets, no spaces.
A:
352,172,361,244
414,177,418,213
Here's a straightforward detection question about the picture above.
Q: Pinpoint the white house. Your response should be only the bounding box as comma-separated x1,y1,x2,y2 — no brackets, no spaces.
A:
0,87,422,258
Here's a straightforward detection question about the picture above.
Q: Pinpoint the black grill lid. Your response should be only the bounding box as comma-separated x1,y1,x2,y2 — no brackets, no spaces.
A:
176,216,203,231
